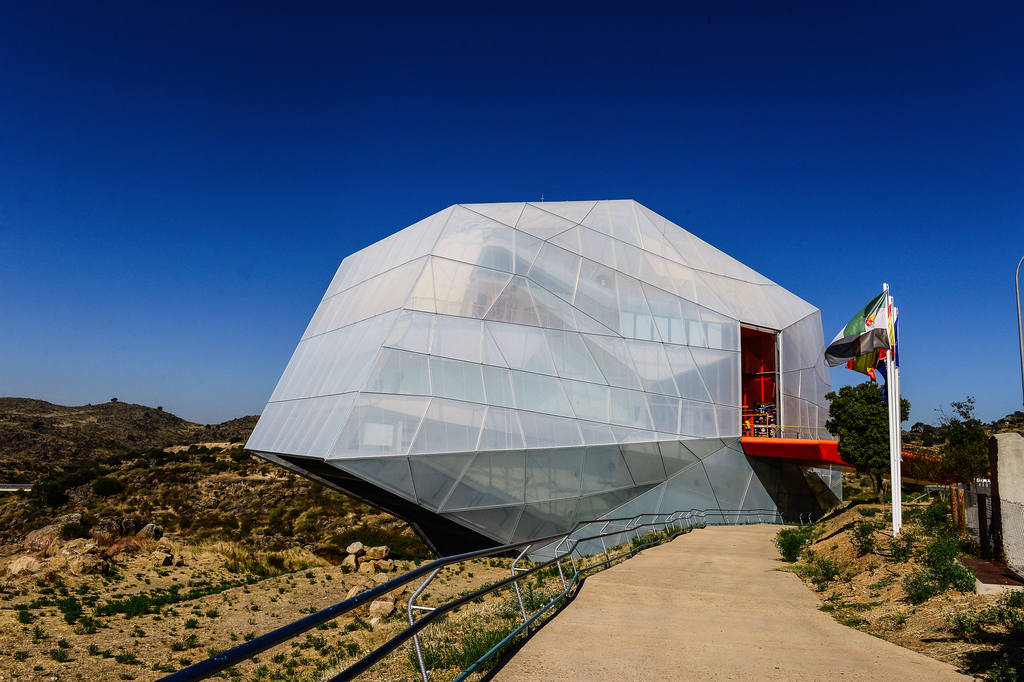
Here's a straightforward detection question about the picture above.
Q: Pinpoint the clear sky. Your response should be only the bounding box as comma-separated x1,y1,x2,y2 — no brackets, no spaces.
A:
1,2,1021,427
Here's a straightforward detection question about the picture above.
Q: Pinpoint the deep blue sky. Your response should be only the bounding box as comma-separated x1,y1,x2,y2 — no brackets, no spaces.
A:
2,1,1021,426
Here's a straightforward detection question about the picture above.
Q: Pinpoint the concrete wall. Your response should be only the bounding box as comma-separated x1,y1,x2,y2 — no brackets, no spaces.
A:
993,432,1024,572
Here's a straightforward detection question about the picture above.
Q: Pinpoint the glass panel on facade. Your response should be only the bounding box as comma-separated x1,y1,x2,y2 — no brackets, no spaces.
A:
409,398,487,455
443,450,527,510
431,316,483,363
408,453,476,511
525,447,585,502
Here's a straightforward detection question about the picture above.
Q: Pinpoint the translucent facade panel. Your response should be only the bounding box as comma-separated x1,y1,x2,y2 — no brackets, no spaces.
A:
782,311,823,372
651,463,720,514
294,393,356,457
763,285,817,326
697,306,740,351
486,322,556,375
609,424,657,444
525,448,584,502
577,420,617,445
782,394,801,437
318,312,400,397
642,283,686,346
409,399,487,455
406,257,438,313
581,335,643,390
607,386,653,430
581,445,635,493
385,311,434,354
443,451,526,510
336,457,417,502
329,394,430,458
618,276,658,340
485,277,541,327
575,260,620,332
516,203,578,240
647,394,682,434
481,326,508,368
429,357,485,403
690,271,735,319
527,280,577,331
409,453,475,511
527,243,581,304
639,253,698,303
525,200,596,225
624,340,679,396
511,372,574,418
431,258,512,318
263,399,312,455
364,349,431,396
607,200,643,247
432,207,515,273
443,506,523,544
517,411,583,449
715,405,741,438
679,399,719,438
575,488,648,524
514,230,544,275
561,379,611,424
702,447,754,513
431,316,483,363
482,365,516,408
467,202,525,229
580,201,613,237
662,345,713,402
579,227,618,270
512,498,580,544
620,442,667,486
680,300,707,347
690,347,740,407
310,258,427,338
478,407,525,451
548,225,582,255
545,330,606,383
680,437,727,461
657,440,702,477
612,240,644,280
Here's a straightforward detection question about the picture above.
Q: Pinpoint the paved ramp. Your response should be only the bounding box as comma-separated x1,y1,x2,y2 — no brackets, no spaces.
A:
491,525,970,682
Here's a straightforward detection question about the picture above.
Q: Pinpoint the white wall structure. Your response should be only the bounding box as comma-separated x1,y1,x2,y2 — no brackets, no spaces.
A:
247,201,839,555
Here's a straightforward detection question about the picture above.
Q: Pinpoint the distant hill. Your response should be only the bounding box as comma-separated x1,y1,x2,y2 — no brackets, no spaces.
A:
0,398,259,483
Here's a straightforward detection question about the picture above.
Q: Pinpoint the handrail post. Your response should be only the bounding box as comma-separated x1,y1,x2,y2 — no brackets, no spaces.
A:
408,567,442,682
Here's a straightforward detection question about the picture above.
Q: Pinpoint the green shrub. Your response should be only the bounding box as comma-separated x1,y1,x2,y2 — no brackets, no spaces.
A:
987,655,1018,682
59,521,89,540
774,527,812,562
857,507,880,517
14,651,29,661
889,532,916,563
904,569,938,605
946,609,986,641
92,477,124,497
852,523,877,557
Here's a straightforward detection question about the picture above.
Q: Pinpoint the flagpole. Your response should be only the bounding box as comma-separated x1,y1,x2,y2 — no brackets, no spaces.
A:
883,284,901,535
893,308,902,535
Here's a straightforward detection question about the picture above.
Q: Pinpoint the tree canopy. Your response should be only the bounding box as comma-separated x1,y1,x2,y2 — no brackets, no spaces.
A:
936,397,989,485
825,381,910,503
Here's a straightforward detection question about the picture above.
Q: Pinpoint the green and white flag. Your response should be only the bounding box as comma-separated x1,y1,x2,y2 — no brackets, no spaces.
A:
825,291,891,367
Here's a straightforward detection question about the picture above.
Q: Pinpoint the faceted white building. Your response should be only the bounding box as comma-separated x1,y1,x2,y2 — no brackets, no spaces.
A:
247,201,842,555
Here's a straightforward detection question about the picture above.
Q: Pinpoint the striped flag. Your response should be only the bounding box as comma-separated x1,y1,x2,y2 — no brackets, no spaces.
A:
825,292,891,367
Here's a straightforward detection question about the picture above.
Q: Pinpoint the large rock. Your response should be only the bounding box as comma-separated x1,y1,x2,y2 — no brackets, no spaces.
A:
151,551,173,566
61,538,99,556
6,555,44,576
92,516,143,537
69,555,109,576
345,585,364,600
345,542,365,556
368,600,394,624
364,545,390,560
341,554,358,571
376,559,394,572
358,560,378,574
136,523,164,541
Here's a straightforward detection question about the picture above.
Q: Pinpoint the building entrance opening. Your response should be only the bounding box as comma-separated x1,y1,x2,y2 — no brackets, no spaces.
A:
741,327,779,437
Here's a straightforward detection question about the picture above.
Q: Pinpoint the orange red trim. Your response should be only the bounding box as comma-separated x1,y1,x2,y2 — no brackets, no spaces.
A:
740,437,848,467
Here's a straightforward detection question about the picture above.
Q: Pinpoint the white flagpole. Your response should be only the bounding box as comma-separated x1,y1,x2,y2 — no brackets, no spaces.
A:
883,285,902,536
894,308,903,534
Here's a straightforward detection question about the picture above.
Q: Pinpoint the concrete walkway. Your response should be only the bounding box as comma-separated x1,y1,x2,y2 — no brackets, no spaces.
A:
490,525,972,682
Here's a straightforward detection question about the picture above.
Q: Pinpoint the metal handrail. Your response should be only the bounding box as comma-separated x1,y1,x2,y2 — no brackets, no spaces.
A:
158,507,808,682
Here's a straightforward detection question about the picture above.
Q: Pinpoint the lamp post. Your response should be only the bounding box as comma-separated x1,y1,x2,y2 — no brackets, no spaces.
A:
1018,255,1024,406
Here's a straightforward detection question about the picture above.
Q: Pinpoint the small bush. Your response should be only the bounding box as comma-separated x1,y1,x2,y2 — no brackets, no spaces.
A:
852,523,877,557
904,568,939,605
987,655,1018,682
92,477,124,497
857,507,880,517
889,532,916,563
774,527,812,562
14,651,30,661
60,521,89,540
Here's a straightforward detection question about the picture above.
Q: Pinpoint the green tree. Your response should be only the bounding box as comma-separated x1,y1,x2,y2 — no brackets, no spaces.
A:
825,381,910,503
936,397,989,485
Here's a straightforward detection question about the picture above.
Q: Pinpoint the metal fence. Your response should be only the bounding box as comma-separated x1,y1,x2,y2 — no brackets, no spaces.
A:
158,507,806,682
